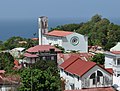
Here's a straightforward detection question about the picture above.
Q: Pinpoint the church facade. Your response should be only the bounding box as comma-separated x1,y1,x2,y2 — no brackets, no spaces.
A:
38,16,88,52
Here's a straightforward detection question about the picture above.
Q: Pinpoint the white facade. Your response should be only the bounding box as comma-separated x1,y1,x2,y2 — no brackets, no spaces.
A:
60,65,112,90
105,52,120,77
43,32,88,52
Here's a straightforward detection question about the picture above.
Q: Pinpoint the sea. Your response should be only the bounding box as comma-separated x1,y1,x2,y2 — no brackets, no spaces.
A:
0,18,120,41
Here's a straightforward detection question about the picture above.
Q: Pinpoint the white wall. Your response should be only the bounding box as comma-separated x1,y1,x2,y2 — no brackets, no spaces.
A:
82,65,113,88
62,33,88,52
105,55,115,68
43,35,62,46
43,32,88,52
60,69,82,90
60,65,113,90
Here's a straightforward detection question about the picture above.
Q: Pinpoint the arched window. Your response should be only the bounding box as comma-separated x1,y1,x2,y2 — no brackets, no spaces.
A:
97,71,103,82
90,73,95,85
89,71,103,85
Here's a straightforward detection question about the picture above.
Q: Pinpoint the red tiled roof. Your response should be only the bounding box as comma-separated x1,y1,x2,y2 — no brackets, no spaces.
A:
59,55,79,69
0,70,5,74
26,45,61,53
60,55,112,77
65,59,96,77
59,56,96,77
31,38,39,41
110,51,120,54
24,53,38,58
14,60,19,67
64,87,115,91
58,53,94,62
45,30,73,37
106,68,114,74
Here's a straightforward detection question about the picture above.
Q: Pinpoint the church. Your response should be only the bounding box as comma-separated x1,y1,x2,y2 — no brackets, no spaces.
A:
38,16,88,52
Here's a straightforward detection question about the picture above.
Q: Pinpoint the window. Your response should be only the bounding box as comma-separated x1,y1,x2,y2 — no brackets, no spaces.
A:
90,73,96,85
117,58,120,65
89,71,103,85
51,56,54,60
117,74,120,77
97,71,103,82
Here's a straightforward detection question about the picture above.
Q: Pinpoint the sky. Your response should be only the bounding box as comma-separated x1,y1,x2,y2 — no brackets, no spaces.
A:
0,0,120,40
0,0,120,20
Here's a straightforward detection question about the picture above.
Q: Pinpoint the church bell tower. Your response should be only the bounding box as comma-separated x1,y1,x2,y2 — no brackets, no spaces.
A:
38,16,48,45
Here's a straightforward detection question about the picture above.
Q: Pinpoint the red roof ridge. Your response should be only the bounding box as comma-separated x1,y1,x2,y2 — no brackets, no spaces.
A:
45,30,73,37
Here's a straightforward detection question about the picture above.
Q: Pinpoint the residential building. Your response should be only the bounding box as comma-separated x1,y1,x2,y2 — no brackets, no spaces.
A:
59,56,113,90
105,51,120,76
23,45,61,67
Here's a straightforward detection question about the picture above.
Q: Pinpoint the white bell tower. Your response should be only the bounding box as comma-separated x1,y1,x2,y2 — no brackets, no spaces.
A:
38,16,48,45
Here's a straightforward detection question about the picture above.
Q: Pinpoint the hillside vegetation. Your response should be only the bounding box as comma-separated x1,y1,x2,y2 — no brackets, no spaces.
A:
51,14,120,50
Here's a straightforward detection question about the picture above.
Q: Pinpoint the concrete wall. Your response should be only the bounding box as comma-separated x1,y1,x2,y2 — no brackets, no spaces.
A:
43,35,62,46
105,54,115,68
62,33,88,52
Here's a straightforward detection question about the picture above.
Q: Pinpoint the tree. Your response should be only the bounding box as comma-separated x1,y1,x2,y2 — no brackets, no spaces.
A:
91,53,105,65
0,52,14,73
91,14,102,23
18,68,61,91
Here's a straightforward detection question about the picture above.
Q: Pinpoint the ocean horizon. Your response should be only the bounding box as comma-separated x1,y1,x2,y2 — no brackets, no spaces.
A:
0,18,120,41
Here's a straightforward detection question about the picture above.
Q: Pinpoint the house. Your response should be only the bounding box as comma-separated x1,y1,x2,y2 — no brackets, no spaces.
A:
23,45,61,67
59,56,113,90
104,42,120,76
38,16,88,52
104,51,120,76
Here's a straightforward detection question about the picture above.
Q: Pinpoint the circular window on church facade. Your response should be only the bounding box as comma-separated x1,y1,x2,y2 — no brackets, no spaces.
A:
70,36,79,46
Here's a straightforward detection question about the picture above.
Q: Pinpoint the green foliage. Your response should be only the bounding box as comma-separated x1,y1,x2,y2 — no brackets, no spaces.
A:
1,36,38,50
19,59,61,91
54,44,65,53
91,14,102,23
91,53,105,65
50,23,83,32
51,14,120,50
0,52,14,73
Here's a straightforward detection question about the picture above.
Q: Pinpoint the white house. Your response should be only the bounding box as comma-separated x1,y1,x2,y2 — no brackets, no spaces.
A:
104,42,120,77
59,55,113,90
104,51,120,77
38,16,88,52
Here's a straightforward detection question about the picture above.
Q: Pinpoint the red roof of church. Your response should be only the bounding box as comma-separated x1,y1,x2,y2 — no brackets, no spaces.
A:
26,45,61,53
45,30,73,37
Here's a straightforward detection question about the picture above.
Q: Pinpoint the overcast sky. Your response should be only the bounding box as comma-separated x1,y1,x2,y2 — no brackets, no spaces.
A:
0,0,120,20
